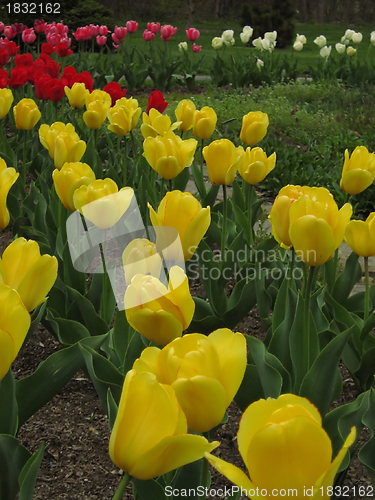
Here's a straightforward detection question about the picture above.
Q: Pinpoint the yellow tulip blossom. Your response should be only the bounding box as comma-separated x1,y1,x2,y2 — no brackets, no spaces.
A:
149,190,211,261
140,109,181,139
203,138,244,185
0,88,14,120
124,265,195,345
133,328,247,432
85,89,111,107
340,146,375,195
143,131,197,180
64,82,89,109
0,285,31,380
175,99,196,132
122,238,163,285
240,111,269,146
13,98,41,130
83,100,111,129
73,179,134,229
39,122,86,170
239,147,276,185
0,157,19,230
345,212,375,257
0,237,58,312
206,394,356,499
109,370,219,479
52,162,96,211
107,97,142,136
193,106,217,140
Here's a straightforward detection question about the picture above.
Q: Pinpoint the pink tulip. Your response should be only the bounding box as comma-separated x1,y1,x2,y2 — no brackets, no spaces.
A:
126,20,138,34
143,30,155,42
96,35,107,45
89,24,99,37
73,26,91,42
114,26,127,41
3,26,15,40
99,25,111,35
56,23,69,35
0,23,4,34
22,28,36,44
58,36,71,48
186,28,200,42
192,43,202,52
160,24,177,42
147,22,160,34
47,32,61,46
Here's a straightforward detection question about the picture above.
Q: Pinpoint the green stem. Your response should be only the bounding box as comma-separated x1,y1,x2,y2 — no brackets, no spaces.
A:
288,246,295,282
169,179,173,191
99,241,108,323
200,138,204,176
247,183,254,246
364,256,370,323
303,266,317,371
21,130,27,198
112,473,131,500
160,177,165,201
221,184,227,262
123,138,127,185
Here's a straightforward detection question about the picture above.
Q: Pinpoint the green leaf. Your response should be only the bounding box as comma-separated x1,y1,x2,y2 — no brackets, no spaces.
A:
112,309,132,371
222,277,257,329
67,287,109,336
62,241,86,296
353,347,375,391
235,365,265,411
24,303,47,345
107,389,119,432
173,167,190,192
172,460,202,493
45,310,90,346
246,336,283,398
18,443,45,500
255,269,273,331
203,184,219,209
359,389,375,483
0,370,18,436
231,199,248,234
0,435,31,500
332,251,362,303
191,161,206,199
123,332,145,375
133,478,166,500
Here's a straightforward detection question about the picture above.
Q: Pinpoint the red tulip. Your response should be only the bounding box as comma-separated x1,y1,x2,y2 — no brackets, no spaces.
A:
186,28,200,42
143,30,155,42
126,20,138,34
55,42,73,57
99,25,111,35
12,23,26,35
192,43,202,52
70,71,93,92
15,53,33,66
160,25,177,42
4,40,19,56
0,22,4,34
96,35,107,46
114,26,127,41
73,26,91,42
89,24,100,37
22,28,36,44
0,69,8,88
0,49,9,67
147,22,160,34
46,32,61,46
35,74,52,100
34,20,45,34
47,78,65,102
41,43,54,55
62,66,78,87
8,66,28,89
3,26,15,40
103,81,127,106
146,90,168,114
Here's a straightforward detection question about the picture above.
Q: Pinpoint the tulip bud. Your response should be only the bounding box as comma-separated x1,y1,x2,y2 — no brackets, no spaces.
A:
52,162,96,211
0,88,14,120
175,99,196,132
212,36,223,49
240,32,250,44
239,147,276,185
320,45,332,59
203,139,244,186
314,35,327,48
39,122,86,170
340,146,375,195
13,98,41,130
64,82,89,109
335,43,346,54
178,41,188,53
83,100,111,129
293,41,303,51
346,46,356,57
193,106,217,140
345,213,375,258
107,97,142,136
122,238,163,285
240,111,269,147
351,32,362,44
140,109,180,139
0,157,18,230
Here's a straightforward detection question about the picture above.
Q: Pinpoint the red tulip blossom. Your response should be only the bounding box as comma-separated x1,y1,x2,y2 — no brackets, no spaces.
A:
99,25,111,36
8,66,28,89
89,24,100,37
4,40,19,56
160,25,177,42
0,69,8,88
35,74,52,100
0,23,4,34
103,82,127,106
15,53,34,66
186,28,200,42
146,90,168,114
126,20,138,34
55,42,73,57
192,43,202,52
73,27,91,42
47,78,65,102
147,22,160,34
34,19,46,34
70,71,93,92
0,49,9,67
41,42,54,55
143,30,155,42
3,26,15,40
46,32,61,46
96,35,107,46
22,28,36,44
112,26,127,44
12,23,26,35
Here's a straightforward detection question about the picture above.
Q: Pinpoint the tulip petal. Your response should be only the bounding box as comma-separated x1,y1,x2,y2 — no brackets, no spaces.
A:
133,346,161,376
205,453,259,498
168,266,195,329
172,376,228,432
1,238,40,289
155,157,181,179
333,202,352,251
345,220,374,257
290,215,335,266
127,309,183,345
131,435,219,480
340,169,373,195
269,196,293,247
0,329,14,380
182,206,211,260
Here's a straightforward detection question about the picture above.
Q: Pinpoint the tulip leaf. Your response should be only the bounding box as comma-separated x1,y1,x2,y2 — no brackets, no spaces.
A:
132,478,166,500
358,389,375,483
361,311,375,342
112,309,132,370
16,335,107,426
173,166,190,192
246,336,283,398
310,287,330,334
322,250,338,294
223,277,258,329
191,161,206,199
188,315,227,335
255,269,273,331
62,241,86,296
231,179,245,212
123,332,145,375
45,310,90,346
85,272,103,312
24,302,47,345
66,286,109,336
79,344,123,410
203,185,220,210
235,364,265,411
219,232,245,288
192,297,215,320
353,347,375,391
300,324,355,416
172,460,202,493
0,370,18,436
18,443,45,500
0,435,31,500
107,389,118,431
332,251,362,304
230,199,248,235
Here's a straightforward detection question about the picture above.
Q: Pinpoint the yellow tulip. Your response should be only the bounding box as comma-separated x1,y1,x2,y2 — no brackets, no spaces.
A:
73,179,134,229
109,370,219,479
203,139,244,185
13,98,41,130
143,131,197,180
133,328,247,432
0,88,14,120
206,394,356,499
240,111,269,146
0,285,31,380
0,157,19,230
107,97,142,136
345,213,375,257
193,106,217,140
175,99,196,132
149,190,210,261
83,100,111,129
64,82,89,109
39,122,86,170
239,147,276,185
0,237,58,312
85,89,111,107
124,265,195,345
122,238,163,285
340,146,375,195
52,162,96,211
140,109,181,139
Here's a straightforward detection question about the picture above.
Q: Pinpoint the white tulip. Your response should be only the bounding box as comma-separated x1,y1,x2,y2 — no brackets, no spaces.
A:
351,32,362,44
256,58,264,70
341,35,350,45
178,41,188,53
293,41,303,51
223,37,235,47
222,29,234,42
243,26,253,37
335,43,346,54
252,37,262,50
212,36,223,49
347,46,357,57
344,29,355,40
320,45,332,59
264,30,277,42
296,34,307,44
261,38,271,51
371,31,375,46
240,32,250,44
314,35,327,48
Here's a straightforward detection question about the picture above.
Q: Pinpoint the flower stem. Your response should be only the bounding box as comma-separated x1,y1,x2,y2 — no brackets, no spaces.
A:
200,138,204,176
169,179,173,191
123,138,127,186
303,266,317,372
99,241,109,323
221,184,227,262
112,473,131,500
21,130,27,198
247,183,254,246
364,256,370,323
